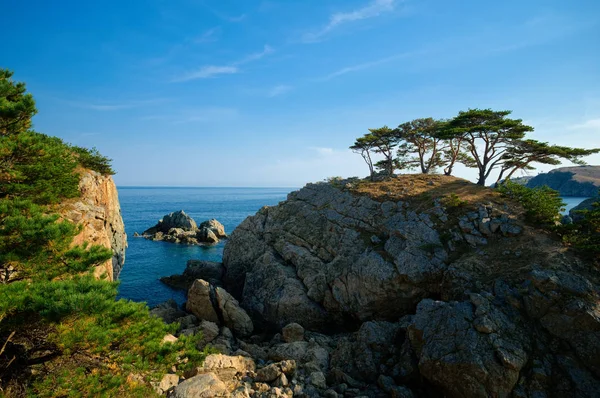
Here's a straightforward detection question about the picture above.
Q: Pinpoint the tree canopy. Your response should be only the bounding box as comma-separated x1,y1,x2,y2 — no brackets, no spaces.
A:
350,107,598,186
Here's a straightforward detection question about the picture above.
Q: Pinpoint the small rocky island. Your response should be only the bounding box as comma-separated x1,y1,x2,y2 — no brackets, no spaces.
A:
137,210,227,245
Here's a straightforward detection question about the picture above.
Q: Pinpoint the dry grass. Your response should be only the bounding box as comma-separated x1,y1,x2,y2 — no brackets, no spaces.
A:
349,174,518,213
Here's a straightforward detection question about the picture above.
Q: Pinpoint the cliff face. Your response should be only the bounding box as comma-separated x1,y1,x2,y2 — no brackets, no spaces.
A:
61,170,127,280
220,176,600,397
526,165,600,196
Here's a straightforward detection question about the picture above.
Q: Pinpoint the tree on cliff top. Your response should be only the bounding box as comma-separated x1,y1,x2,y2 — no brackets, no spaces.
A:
368,126,398,176
350,136,378,181
394,118,448,174
496,139,600,184
443,109,534,186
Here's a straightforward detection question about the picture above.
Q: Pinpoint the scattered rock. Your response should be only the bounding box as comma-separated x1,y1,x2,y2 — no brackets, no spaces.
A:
171,373,228,398
282,323,305,343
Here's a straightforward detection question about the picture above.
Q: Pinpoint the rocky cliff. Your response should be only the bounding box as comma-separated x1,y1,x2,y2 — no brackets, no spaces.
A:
526,165,600,196
206,175,600,397
61,170,127,280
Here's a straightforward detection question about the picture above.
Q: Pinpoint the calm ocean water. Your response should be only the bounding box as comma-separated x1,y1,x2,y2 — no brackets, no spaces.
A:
562,197,591,214
116,187,294,307
116,188,589,307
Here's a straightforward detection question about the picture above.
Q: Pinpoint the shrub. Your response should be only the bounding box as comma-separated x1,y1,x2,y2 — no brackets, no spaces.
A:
497,180,564,225
562,198,600,263
72,145,115,175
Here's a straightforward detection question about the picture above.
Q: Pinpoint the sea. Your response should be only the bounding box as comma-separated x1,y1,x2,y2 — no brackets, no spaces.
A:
116,188,590,308
116,187,294,307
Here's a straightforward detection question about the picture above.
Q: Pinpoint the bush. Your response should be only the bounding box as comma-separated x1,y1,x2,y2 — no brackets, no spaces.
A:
72,145,115,175
497,180,564,225
562,198,600,263
1,276,215,396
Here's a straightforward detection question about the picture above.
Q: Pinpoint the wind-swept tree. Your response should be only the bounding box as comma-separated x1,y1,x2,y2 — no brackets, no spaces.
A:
444,109,534,185
496,140,600,184
368,126,397,176
394,118,447,174
350,136,377,181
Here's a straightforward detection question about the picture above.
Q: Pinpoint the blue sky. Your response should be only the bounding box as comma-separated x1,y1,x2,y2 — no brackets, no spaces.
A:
3,0,600,186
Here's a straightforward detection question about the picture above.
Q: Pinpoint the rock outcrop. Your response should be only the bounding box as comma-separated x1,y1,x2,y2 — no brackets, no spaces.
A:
527,165,600,196
141,211,227,245
61,169,127,280
156,176,600,397
160,260,224,291
215,177,600,397
187,279,254,337
222,180,525,331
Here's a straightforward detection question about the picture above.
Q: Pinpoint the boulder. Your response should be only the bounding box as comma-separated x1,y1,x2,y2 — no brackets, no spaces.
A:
408,296,529,397
216,286,254,337
197,227,219,244
171,373,228,398
186,279,219,323
282,323,305,343
149,299,187,324
200,219,227,238
145,210,197,234
161,260,224,291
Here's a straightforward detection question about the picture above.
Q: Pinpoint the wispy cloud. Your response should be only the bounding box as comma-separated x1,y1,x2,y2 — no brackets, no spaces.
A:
311,147,335,155
172,65,239,82
234,45,274,66
303,0,396,43
66,98,168,111
568,119,600,130
319,51,417,81
194,27,221,43
268,84,293,97
172,45,274,82
200,2,246,23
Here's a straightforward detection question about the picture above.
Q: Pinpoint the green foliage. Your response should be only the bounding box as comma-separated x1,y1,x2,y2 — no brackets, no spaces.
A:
394,118,447,174
0,71,175,396
442,193,468,208
0,69,37,136
1,277,215,396
0,198,112,283
497,180,564,225
72,145,115,175
0,131,81,204
562,199,600,263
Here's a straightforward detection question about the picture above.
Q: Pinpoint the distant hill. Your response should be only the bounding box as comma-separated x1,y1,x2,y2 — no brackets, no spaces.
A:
526,165,600,196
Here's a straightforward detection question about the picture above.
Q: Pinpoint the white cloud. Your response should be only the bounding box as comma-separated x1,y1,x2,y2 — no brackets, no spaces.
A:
303,0,396,42
311,146,335,155
194,27,221,43
320,51,416,80
172,65,239,82
569,119,600,130
234,45,275,65
172,45,274,82
268,85,293,97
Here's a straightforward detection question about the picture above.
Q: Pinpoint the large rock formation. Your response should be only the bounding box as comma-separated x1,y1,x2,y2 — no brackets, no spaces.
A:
208,176,600,397
141,211,227,245
60,170,127,280
526,165,600,196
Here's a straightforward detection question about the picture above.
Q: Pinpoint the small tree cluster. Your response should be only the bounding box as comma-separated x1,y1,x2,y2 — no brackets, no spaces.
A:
351,109,599,185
